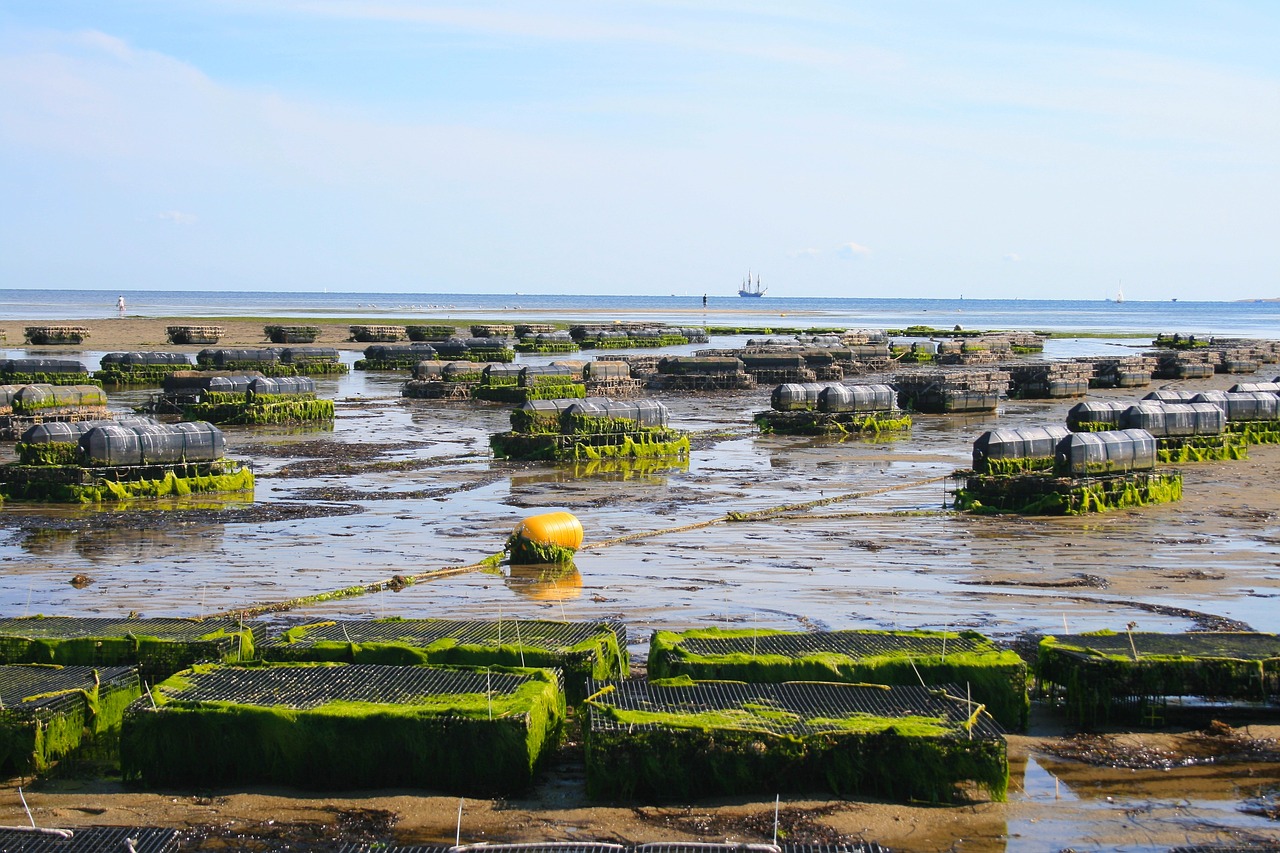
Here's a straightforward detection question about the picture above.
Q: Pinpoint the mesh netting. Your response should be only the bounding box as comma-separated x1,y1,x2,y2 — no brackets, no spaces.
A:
0,665,137,712
0,827,179,853
679,631,988,660
330,840,890,845
150,664,540,709
0,616,257,643
264,618,623,655
0,617,259,680
261,619,624,700
588,680,1003,740
1044,632,1280,660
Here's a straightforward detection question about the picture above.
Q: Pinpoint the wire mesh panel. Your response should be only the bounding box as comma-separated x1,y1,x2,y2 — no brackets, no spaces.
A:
1037,632,1280,725
0,665,140,775
0,616,260,681
0,827,180,853
122,663,565,794
585,679,1007,804
260,619,625,699
649,629,1027,731
453,840,627,845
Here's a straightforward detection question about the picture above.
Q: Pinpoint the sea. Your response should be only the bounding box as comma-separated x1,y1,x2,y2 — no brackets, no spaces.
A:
2,289,1279,340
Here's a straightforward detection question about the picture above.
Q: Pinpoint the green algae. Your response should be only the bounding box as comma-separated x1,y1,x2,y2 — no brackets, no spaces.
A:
649,627,1028,731
122,662,564,794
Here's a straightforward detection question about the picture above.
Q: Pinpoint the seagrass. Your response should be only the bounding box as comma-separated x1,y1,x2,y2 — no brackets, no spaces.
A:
0,664,140,775
585,679,1008,803
1037,631,1280,725
121,662,565,794
260,618,626,700
648,627,1028,730
0,616,260,681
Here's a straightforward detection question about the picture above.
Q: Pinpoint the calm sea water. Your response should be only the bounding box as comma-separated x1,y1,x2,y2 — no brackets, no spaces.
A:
2,289,1279,338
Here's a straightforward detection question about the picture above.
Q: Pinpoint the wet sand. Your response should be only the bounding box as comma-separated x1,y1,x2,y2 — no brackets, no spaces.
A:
2,320,1280,850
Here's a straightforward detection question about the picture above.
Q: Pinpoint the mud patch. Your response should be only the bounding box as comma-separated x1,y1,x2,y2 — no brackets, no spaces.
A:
630,802,858,844
1039,722,1280,770
0,502,364,537
290,475,504,503
961,573,1109,589
181,806,398,851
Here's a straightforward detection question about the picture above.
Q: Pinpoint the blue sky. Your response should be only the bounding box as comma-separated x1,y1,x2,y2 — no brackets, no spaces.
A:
1,2,1276,300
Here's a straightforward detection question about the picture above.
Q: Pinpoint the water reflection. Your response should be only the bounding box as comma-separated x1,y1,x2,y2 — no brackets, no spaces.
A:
505,562,583,601
21,522,225,564
510,456,688,489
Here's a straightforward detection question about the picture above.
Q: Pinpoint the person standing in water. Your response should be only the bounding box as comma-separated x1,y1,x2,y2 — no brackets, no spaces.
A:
117,295,126,317
702,294,707,308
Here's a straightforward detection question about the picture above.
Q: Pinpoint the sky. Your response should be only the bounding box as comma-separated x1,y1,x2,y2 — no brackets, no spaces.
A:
0,2,1277,300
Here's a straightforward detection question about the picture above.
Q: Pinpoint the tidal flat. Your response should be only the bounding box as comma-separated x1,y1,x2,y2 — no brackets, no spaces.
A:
1,324,1278,851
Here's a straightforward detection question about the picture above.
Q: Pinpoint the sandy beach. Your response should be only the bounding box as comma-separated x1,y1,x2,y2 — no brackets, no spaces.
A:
2,316,1279,851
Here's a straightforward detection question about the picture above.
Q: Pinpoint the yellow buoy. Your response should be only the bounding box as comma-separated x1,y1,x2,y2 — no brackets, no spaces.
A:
506,511,584,564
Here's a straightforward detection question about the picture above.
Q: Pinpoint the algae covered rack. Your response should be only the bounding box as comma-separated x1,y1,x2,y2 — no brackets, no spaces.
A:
584,679,1007,803
648,627,1028,730
122,662,565,794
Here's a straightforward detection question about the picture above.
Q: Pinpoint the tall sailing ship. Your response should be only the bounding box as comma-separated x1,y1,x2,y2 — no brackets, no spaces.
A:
739,272,766,298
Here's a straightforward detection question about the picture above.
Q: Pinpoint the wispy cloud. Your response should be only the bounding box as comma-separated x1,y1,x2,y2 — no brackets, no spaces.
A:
159,211,197,225
838,241,871,259
788,247,820,258
1003,252,1022,262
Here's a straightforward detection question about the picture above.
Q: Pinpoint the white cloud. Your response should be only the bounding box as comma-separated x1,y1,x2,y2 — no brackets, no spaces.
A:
159,211,197,225
1003,252,1022,262
788,247,820,258
837,241,871,258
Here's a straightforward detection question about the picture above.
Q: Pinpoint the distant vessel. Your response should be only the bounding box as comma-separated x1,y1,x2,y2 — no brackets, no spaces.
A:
739,271,766,298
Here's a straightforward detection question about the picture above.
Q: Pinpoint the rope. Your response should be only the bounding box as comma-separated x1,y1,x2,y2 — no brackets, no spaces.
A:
214,473,951,618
